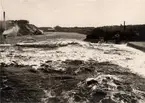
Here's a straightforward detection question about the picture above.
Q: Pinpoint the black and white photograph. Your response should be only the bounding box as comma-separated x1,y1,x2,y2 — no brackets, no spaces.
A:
0,0,145,103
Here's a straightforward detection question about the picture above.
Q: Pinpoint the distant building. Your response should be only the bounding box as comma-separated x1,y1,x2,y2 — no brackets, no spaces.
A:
39,27,55,32
47,27,55,32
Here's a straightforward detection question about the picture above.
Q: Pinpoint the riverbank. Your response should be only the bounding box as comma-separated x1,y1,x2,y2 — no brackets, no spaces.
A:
1,59,145,103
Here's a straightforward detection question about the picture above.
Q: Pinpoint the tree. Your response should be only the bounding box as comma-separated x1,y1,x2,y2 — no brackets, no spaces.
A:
54,25,62,31
16,20,29,24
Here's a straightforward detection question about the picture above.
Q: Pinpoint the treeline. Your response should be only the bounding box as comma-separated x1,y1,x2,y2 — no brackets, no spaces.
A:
86,24,145,42
54,26,95,35
98,24,145,33
40,24,145,42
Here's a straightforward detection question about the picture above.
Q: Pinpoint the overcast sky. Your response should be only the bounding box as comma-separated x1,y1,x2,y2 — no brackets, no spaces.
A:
0,0,145,27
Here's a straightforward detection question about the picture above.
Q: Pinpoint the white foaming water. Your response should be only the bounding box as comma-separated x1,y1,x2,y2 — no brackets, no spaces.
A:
0,39,145,76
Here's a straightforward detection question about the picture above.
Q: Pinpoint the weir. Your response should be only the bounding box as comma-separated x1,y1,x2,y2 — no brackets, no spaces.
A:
127,42,145,52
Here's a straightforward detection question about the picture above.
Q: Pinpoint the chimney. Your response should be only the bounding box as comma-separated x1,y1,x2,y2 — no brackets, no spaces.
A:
3,11,6,30
3,11,5,21
123,21,126,31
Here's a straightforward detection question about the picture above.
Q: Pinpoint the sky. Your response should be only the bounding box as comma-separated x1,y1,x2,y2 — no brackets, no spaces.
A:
0,0,145,27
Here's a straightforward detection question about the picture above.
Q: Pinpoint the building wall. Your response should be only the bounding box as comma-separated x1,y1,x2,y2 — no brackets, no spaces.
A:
3,24,19,37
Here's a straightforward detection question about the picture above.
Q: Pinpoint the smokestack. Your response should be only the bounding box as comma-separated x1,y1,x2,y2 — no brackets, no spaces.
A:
0,12,6,43
3,11,5,21
123,21,126,31
3,11,6,30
